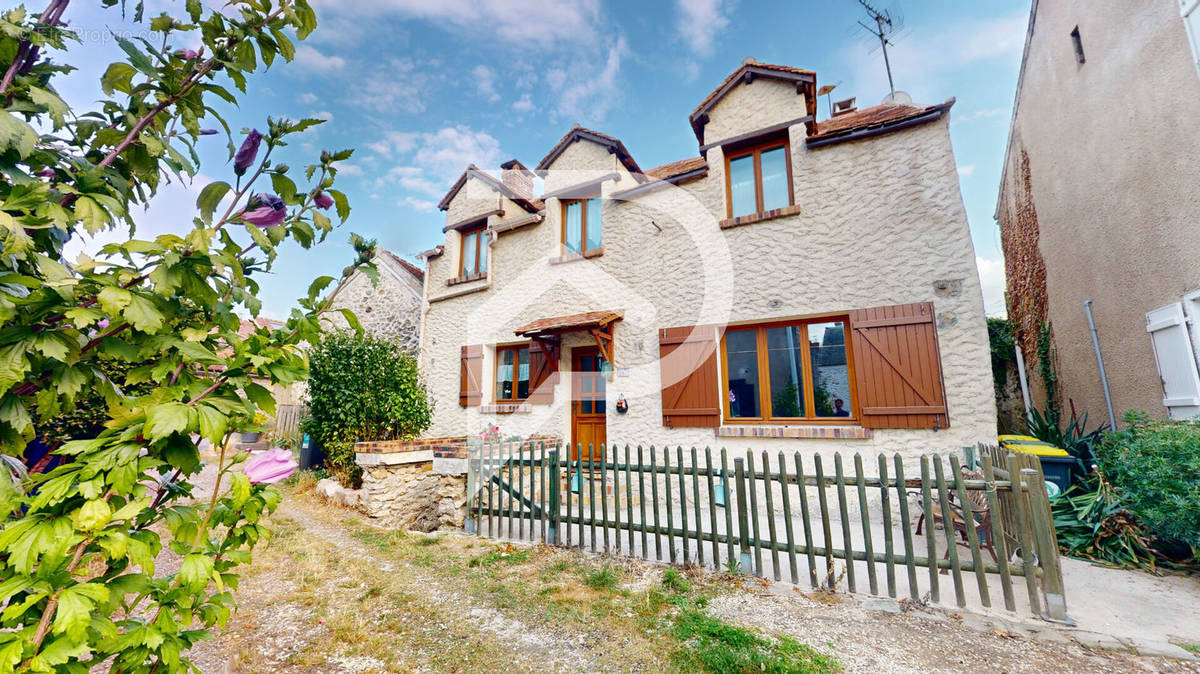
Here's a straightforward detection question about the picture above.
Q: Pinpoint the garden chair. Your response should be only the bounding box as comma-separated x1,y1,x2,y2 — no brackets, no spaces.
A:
910,468,998,568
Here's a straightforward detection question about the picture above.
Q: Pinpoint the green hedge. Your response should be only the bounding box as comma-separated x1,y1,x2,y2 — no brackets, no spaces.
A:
303,331,432,487
1096,412,1200,552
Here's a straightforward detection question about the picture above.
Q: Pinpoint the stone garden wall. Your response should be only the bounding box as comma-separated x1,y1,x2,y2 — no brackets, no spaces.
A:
355,437,468,532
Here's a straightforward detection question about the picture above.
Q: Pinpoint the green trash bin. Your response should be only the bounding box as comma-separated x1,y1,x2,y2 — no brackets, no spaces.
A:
1003,443,1072,497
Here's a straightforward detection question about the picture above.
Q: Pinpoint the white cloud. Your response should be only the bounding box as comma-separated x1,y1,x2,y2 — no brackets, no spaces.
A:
843,11,1027,104
309,0,603,48
312,110,334,122
336,163,363,177
957,164,976,177
976,255,1008,318
348,58,437,114
472,65,501,102
369,125,504,200
294,45,346,72
548,37,626,124
512,93,534,113
299,92,318,104
675,0,732,58
399,196,437,212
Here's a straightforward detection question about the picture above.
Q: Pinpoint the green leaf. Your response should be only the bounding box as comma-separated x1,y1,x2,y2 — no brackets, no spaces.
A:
243,382,275,414
195,404,227,446
179,554,214,591
74,195,111,233
271,27,295,61
0,112,37,158
52,583,109,641
327,189,351,222
29,87,68,129
97,286,131,315
270,173,297,203
122,293,164,332
144,401,191,441
196,181,231,225
0,395,32,435
114,36,156,75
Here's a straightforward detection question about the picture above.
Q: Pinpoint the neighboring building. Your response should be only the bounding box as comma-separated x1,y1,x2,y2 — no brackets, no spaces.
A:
326,249,425,352
996,1,1200,423
416,59,995,459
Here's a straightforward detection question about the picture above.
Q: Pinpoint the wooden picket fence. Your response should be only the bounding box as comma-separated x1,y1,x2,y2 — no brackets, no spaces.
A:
465,442,1069,622
273,404,306,436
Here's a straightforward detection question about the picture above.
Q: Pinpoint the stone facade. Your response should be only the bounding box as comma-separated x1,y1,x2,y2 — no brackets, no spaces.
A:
326,250,424,352
998,1,1200,422
415,61,995,463
360,462,467,532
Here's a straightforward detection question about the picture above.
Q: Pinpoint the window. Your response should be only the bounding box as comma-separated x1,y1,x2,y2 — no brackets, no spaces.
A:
1070,26,1085,64
562,197,602,254
725,139,793,219
721,317,855,422
495,344,530,402
1183,1,1200,72
459,224,487,278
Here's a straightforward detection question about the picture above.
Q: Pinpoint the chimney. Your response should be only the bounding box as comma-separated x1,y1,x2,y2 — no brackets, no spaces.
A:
832,97,857,117
500,159,534,199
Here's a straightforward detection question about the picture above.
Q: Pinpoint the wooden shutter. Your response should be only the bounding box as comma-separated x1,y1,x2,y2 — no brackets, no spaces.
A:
849,303,949,429
1146,302,1200,419
526,340,557,404
459,345,482,407
659,326,721,428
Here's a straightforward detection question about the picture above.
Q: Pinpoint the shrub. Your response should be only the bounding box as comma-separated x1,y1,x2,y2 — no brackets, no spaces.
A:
1026,406,1107,486
1096,412,1200,553
304,331,433,487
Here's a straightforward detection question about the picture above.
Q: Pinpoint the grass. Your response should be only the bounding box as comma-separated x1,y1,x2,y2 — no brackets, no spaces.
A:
202,485,839,673
1180,643,1200,655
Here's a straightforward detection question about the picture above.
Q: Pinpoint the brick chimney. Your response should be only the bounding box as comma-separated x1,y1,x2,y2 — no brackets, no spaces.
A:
500,159,534,199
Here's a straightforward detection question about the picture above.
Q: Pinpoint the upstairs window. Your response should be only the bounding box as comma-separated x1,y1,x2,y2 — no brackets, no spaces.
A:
722,317,855,423
495,344,530,402
1183,1,1200,72
459,224,487,277
562,197,602,254
725,139,793,219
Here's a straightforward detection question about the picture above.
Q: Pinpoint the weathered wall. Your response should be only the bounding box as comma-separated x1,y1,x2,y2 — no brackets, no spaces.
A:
327,252,423,352
702,78,808,146
998,1,1200,422
360,462,467,532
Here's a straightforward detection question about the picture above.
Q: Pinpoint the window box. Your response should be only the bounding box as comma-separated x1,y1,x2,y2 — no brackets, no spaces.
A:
718,204,803,230
721,316,857,424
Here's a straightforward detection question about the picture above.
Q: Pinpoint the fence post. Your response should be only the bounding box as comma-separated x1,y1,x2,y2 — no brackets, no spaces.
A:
548,449,560,546
464,443,477,535
734,457,752,574
1024,466,1073,624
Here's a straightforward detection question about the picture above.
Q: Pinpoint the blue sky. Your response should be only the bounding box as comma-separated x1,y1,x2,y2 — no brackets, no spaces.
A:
57,0,1027,318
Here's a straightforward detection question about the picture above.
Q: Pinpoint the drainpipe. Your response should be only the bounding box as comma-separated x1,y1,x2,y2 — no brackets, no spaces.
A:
1014,343,1032,420
1084,300,1117,429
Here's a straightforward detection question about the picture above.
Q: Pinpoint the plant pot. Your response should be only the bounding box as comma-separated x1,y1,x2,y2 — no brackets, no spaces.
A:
240,432,261,443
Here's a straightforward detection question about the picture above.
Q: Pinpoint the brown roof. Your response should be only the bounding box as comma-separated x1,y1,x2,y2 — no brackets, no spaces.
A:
437,164,543,213
536,126,642,175
238,317,284,337
689,61,818,143
644,156,707,181
382,250,424,282
809,99,955,144
514,310,623,337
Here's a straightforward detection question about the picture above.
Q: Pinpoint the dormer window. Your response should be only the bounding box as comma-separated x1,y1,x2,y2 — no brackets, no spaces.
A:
562,197,602,255
725,139,793,219
459,223,487,277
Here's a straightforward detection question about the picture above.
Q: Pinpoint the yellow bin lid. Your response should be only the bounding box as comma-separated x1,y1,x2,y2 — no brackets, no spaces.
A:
999,434,1044,444
1005,443,1069,458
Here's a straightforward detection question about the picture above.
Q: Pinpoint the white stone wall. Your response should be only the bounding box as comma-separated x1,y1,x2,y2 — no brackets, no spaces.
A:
703,79,808,145
419,81,995,460
360,462,467,531
327,253,423,352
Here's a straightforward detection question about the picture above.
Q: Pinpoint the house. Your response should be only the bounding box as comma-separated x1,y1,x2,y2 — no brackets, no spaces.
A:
996,1,1200,424
326,249,425,352
414,59,995,459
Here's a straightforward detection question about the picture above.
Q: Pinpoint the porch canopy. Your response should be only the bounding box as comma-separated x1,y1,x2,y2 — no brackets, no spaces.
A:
513,309,622,369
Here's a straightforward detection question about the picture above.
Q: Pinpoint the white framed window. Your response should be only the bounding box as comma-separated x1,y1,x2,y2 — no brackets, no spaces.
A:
1182,0,1200,73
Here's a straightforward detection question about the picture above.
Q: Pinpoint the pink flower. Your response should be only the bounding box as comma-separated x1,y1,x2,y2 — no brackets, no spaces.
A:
313,191,334,210
176,49,198,60
239,193,287,227
96,318,110,330
234,129,263,176
243,448,297,485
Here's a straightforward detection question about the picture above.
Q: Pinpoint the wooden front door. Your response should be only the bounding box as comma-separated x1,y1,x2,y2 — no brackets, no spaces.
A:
571,347,607,463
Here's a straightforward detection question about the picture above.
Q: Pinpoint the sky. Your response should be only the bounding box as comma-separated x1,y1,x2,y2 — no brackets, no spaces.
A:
55,0,1028,318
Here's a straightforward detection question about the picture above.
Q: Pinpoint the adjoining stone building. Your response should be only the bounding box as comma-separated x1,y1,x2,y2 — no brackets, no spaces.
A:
996,1,1200,424
325,249,425,352
359,59,996,487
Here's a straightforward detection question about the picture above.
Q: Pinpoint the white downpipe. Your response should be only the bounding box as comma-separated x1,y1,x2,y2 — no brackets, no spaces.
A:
1015,343,1032,420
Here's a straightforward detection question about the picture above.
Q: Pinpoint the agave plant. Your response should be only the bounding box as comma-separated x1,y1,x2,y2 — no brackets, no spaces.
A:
1051,473,1159,571
1026,407,1108,485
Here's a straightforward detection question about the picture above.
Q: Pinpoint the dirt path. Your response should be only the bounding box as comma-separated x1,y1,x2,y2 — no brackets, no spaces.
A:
182,478,1197,673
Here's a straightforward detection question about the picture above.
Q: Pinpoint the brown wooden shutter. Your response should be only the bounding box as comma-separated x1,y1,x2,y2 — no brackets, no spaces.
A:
526,340,557,404
459,345,482,407
849,302,949,429
659,325,722,428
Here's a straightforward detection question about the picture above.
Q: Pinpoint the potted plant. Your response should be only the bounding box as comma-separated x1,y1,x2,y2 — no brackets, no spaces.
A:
240,411,270,443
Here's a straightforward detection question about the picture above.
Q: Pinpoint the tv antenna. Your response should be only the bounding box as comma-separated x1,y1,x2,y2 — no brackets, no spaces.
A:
855,0,902,96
